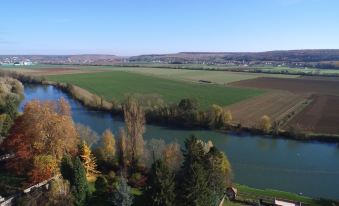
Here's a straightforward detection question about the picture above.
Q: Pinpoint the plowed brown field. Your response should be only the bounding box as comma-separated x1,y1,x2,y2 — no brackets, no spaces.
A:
226,91,306,127
231,77,339,134
231,77,339,96
286,95,339,134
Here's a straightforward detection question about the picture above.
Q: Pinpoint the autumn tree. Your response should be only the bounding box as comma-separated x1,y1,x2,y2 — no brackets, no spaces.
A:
29,155,58,183
163,142,183,172
209,104,232,129
0,114,12,137
206,147,232,203
2,99,79,182
143,139,183,172
76,123,99,147
117,128,129,173
101,129,116,161
260,115,272,133
79,141,100,179
144,139,166,168
123,96,145,171
45,176,74,205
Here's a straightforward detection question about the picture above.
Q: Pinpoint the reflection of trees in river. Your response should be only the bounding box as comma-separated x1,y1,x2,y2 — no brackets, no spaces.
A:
256,138,277,151
286,140,301,151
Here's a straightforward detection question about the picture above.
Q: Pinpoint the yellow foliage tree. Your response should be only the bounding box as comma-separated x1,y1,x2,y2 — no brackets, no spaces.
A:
101,129,116,160
209,104,232,128
80,141,100,179
260,115,272,133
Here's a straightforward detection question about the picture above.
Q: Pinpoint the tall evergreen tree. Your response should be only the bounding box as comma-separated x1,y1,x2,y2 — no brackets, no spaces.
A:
181,162,212,206
72,157,90,206
145,159,176,206
178,136,212,206
111,176,133,206
60,154,74,185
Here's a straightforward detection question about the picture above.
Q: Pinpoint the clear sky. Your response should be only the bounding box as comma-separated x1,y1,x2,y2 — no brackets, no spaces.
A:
0,0,338,55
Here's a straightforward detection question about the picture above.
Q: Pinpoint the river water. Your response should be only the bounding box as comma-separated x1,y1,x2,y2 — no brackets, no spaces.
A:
20,84,339,200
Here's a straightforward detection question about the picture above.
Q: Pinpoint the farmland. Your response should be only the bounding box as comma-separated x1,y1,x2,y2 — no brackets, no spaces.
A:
287,95,339,134
4,64,339,135
46,71,264,109
231,77,339,134
225,91,307,127
2,64,299,84
231,77,339,96
109,67,298,84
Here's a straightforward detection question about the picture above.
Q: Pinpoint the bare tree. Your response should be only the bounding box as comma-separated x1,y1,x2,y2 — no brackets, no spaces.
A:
122,96,145,170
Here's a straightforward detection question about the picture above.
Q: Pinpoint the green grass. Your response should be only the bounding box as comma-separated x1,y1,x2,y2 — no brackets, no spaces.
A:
106,67,298,84
47,71,264,109
235,184,334,206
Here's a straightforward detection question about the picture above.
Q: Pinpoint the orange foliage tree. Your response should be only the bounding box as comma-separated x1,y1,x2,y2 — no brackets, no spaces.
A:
3,98,79,183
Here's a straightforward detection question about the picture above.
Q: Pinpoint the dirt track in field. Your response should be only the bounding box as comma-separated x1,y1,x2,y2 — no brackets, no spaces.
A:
230,77,339,134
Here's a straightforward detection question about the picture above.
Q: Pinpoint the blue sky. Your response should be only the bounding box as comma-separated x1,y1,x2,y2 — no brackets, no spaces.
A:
0,0,338,55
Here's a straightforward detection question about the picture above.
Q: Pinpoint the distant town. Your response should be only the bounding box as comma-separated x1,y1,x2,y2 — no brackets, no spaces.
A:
0,56,34,66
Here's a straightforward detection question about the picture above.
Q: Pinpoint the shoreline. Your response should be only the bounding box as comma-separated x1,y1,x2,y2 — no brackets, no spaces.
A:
40,80,339,144
4,70,339,144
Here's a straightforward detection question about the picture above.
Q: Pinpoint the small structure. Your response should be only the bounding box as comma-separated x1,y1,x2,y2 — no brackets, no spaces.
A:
274,198,301,206
226,187,238,200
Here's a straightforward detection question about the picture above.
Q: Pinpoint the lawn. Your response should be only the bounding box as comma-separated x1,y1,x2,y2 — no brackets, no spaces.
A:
235,184,334,206
46,71,264,109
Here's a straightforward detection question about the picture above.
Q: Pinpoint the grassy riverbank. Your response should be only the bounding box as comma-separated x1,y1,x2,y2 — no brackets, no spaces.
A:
235,184,336,206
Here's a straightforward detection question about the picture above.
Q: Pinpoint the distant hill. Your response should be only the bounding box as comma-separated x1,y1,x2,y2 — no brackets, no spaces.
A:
1,50,339,68
0,54,124,65
129,50,339,63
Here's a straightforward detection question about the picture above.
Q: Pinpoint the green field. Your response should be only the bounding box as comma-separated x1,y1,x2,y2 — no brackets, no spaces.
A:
46,71,264,109
106,67,298,85
235,184,334,206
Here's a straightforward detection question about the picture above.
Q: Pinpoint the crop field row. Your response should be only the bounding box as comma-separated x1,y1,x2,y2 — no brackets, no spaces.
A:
232,77,339,134
286,94,339,134
108,67,298,84
46,71,264,109
2,64,299,84
231,77,339,96
225,91,306,127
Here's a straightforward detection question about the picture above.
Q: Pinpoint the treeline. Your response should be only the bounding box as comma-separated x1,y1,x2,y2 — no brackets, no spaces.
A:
0,76,24,143
0,97,233,206
2,71,332,140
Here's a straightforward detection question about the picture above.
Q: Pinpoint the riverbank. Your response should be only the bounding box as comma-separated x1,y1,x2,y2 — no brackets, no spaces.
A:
44,80,339,143
16,81,339,200
3,70,339,143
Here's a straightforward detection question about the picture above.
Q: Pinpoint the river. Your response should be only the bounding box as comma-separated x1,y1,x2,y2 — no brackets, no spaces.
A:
20,84,339,200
